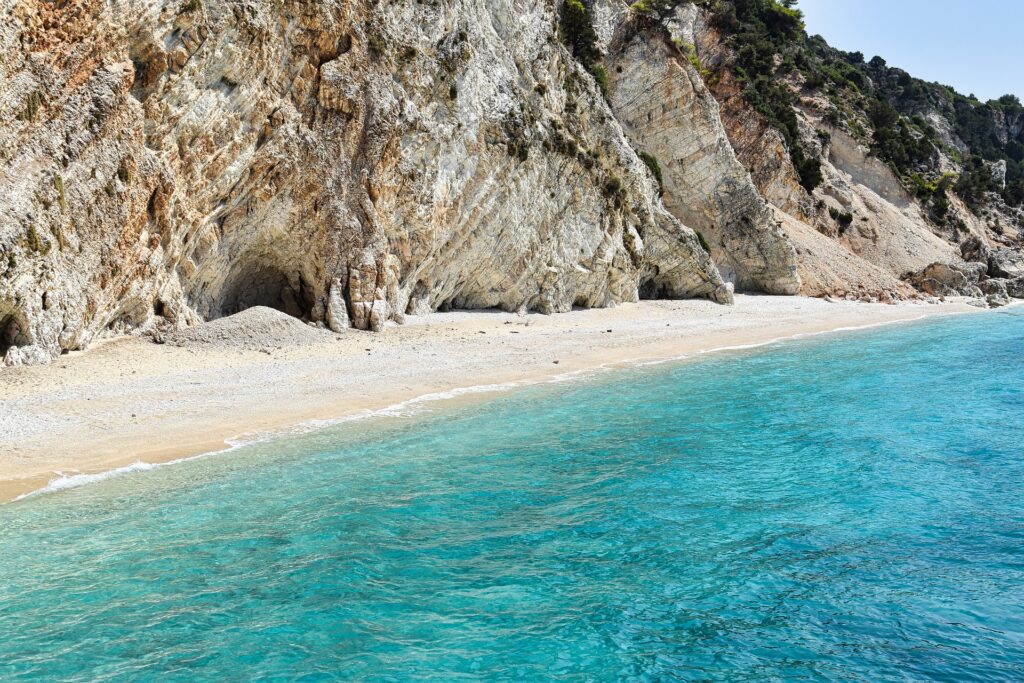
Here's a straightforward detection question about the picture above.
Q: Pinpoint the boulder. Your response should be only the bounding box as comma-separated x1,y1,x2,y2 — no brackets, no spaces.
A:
3,344,52,366
956,261,988,285
988,248,1024,279
979,279,1011,307
960,235,990,264
1007,278,1024,299
979,278,1009,298
713,282,735,305
907,262,968,296
987,293,1011,308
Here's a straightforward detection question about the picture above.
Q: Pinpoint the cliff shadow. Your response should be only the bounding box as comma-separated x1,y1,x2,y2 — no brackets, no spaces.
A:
0,304,31,358
208,258,316,321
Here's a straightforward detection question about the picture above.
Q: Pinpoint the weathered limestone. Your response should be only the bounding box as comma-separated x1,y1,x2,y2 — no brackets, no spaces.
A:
960,235,991,264
325,278,350,333
4,1,1017,366
606,16,800,294
989,248,1024,279
907,263,969,297
904,258,1024,307
0,0,730,365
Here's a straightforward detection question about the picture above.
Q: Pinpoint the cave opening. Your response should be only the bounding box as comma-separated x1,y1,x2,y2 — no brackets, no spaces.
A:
638,281,667,300
213,261,314,321
0,307,30,358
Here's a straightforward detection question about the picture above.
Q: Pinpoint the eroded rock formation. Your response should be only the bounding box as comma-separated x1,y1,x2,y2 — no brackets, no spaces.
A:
1,0,740,364
606,16,799,294
1,0,1021,365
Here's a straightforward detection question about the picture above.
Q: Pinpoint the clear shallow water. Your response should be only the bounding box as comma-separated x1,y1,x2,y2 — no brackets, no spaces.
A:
2,311,1024,682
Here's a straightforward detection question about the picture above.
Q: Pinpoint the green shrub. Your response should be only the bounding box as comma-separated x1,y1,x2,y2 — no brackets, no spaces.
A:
638,151,663,192
18,92,41,122
367,32,386,60
603,176,623,198
955,155,999,210
828,207,853,232
589,64,609,96
25,225,48,254
792,147,822,193
694,230,712,254
560,0,600,67
630,0,683,20
560,0,608,96
672,40,708,77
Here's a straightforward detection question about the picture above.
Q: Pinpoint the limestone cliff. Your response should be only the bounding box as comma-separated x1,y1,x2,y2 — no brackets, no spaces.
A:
1,0,1021,365
684,0,1024,303
1,0,737,364
606,13,799,294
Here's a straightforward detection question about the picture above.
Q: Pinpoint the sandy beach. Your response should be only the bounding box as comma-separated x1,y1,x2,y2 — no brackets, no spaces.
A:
0,295,984,503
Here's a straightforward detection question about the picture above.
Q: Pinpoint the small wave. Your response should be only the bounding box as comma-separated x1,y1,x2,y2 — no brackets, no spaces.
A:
15,463,159,500
12,445,243,502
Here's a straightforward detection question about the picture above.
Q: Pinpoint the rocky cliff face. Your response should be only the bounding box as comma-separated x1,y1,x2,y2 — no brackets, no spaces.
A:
0,0,1020,365
606,11,799,294
1,0,738,365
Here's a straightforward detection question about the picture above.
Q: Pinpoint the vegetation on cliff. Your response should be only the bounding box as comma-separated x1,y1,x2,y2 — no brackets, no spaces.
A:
806,48,1024,214
560,0,610,94
621,0,1024,226
682,0,1023,225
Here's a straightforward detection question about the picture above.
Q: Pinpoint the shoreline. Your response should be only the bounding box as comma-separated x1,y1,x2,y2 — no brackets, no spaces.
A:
0,295,990,504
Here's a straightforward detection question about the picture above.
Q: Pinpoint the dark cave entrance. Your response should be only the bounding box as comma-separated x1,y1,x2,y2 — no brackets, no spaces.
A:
638,279,668,300
0,307,30,358
214,261,315,321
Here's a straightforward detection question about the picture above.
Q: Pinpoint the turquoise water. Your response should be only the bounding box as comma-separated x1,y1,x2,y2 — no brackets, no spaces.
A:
2,310,1024,681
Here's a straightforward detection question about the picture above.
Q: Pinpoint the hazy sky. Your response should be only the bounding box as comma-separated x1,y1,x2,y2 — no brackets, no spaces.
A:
797,0,1023,102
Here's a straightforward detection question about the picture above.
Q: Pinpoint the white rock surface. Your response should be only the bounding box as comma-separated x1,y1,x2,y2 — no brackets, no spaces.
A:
0,0,733,364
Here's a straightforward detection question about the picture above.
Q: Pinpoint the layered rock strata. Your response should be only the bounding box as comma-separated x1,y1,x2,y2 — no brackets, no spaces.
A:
4,0,1022,366
1,0,742,364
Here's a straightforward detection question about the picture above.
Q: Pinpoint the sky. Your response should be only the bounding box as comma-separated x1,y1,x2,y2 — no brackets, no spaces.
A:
796,0,1023,102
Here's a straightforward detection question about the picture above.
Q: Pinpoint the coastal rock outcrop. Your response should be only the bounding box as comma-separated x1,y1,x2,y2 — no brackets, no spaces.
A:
0,0,729,364
3,0,1024,365
988,249,1024,280
907,263,969,297
904,259,1024,307
606,15,800,294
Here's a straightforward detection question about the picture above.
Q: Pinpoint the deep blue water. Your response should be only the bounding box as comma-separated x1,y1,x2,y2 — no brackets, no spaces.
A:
1,309,1024,682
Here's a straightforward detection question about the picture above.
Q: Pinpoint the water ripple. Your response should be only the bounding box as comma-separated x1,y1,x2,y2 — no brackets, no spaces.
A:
1,311,1024,681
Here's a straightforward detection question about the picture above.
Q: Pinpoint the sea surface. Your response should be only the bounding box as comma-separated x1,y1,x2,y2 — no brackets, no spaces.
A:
1,309,1023,682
